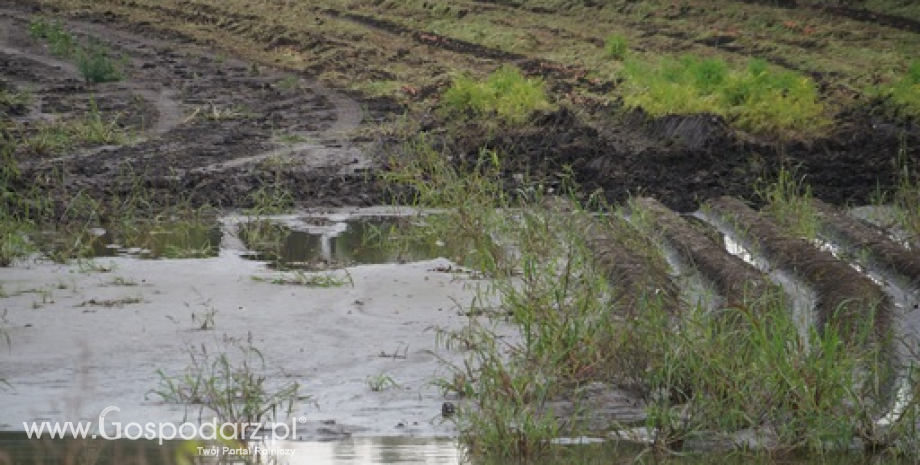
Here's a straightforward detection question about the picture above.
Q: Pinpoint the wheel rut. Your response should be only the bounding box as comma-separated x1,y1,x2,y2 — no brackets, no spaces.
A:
0,5,377,208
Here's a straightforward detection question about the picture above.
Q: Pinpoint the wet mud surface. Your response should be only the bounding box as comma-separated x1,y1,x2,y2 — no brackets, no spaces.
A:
1,6,384,212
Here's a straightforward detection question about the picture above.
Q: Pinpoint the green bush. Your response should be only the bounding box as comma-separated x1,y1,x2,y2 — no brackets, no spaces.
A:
440,65,551,125
622,55,828,137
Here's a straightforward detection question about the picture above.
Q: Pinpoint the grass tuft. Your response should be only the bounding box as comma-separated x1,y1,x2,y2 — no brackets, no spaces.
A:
75,38,128,84
879,62,920,117
622,55,829,137
440,65,552,125
603,33,629,61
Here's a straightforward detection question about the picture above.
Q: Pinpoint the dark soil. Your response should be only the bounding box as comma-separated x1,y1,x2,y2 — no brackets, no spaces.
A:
632,197,783,310
1,5,386,214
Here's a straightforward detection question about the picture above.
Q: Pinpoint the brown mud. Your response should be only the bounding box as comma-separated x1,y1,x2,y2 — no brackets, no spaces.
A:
810,198,920,289
705,196,892,343
632,197,784,310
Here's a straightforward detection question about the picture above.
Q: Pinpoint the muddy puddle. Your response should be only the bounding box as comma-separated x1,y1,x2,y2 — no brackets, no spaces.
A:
48,209,472,269
228,213,471,270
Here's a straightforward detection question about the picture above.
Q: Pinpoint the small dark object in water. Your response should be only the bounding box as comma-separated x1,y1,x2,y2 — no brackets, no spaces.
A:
441,402,456,417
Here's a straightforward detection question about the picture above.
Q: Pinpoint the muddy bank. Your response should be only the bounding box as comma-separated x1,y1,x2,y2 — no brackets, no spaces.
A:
632,197,783,310
443,105,918,213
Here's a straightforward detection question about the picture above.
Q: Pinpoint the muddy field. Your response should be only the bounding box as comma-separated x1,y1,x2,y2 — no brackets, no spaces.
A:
1,1,918,213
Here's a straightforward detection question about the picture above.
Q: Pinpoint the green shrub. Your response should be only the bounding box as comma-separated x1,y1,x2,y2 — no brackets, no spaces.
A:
604,33,629,60
440,65,551,125
622,55,829,137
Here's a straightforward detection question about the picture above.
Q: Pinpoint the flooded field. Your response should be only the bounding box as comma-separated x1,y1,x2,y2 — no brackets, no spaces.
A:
0,209,487,442
2,0,920,462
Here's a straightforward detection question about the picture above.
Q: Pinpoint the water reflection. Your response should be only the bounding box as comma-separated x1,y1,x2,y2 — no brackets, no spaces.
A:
278,437,460,464
0,434,462,465
33,219,223,260
1,433,912,465
237,217,468,269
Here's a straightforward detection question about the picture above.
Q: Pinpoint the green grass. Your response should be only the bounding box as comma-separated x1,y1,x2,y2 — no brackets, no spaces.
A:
622,55,829,137
28,17,76,57
877,62,920,117
29,16,127,84
15,99,130,156
757,167,819,239
148,334,303,430
604,33,629,61
0,87,32,115
440,65,552,125
75,38,128,84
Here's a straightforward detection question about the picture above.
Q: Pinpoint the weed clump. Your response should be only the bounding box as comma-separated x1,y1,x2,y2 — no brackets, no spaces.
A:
29,16,128,84
149,333,302,432
878,62,920,118
440,65,551,125
75,39,128,84
622,55,828,137
28,17,75,57
604,33,629,61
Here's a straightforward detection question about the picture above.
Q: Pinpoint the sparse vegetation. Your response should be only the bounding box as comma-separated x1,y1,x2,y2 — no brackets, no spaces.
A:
757,167,819,239
28,17,75,57
29,16,127,83
383,135,920,461
149,332,303,431
365,373,398,392
75,38,128,84
252,269,354,288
